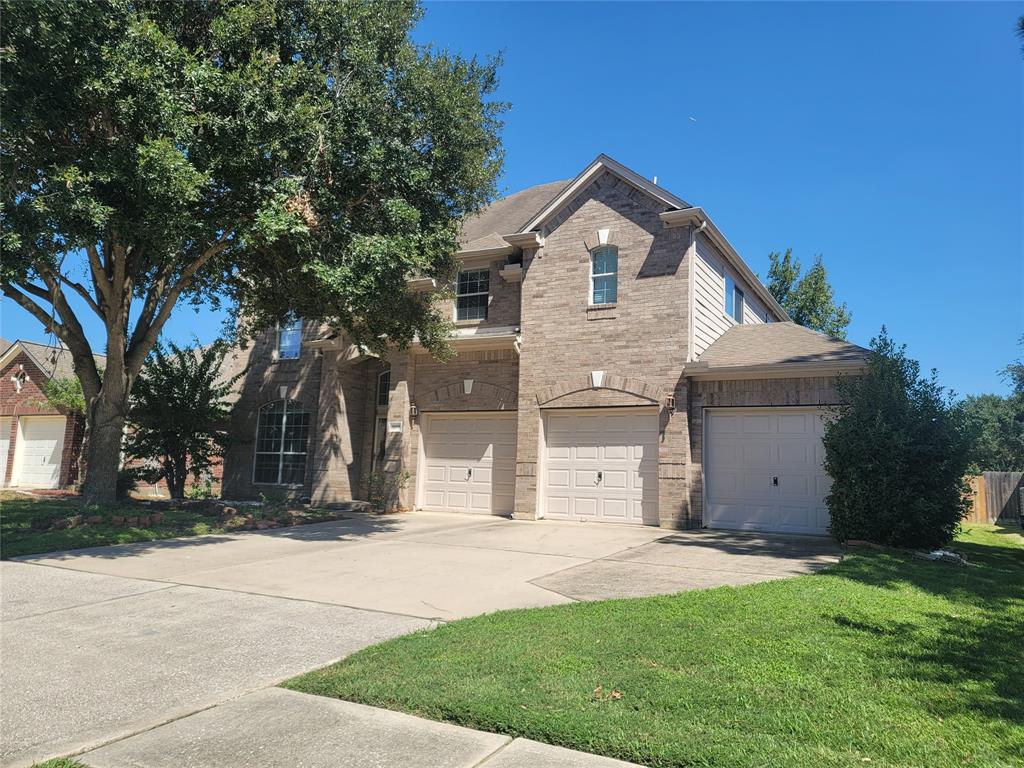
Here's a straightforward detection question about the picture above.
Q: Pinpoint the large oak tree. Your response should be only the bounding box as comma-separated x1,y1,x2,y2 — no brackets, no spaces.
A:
1,0,504,502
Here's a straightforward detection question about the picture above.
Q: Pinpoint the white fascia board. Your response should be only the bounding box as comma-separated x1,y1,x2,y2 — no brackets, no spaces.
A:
456,244,515,262
662,208,789,322
684,360,865,380
517,154,691,234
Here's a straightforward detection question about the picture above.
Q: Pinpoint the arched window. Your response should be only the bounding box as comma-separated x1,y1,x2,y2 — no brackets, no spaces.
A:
376,366,391,408
590,245,618,305
253,400,311,485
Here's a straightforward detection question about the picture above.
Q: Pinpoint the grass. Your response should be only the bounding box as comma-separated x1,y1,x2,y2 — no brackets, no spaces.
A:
0,491,228,558
29,761,90,768
0,491,340,559
284,524,1024,768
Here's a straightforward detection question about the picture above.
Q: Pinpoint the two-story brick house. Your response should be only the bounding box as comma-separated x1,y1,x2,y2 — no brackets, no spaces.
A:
221,155,867,535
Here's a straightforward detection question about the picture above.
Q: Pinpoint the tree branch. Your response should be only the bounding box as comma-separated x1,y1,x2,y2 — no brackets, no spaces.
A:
59,275,103,318
126,234,231,377
2,282,62,336
86,243,111,307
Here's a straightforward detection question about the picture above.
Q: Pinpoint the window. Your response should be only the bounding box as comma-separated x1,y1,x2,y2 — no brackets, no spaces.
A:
591,246,618,305
253,400,311,485
725,275,744,323
456,268,489,321
277,317,302,360
376,367,391,408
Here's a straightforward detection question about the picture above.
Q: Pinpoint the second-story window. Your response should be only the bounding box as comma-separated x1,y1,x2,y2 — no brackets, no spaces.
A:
277,316,302,359
376,367,391,408
456,268,489,321
591,246,618,305
725,276,744,323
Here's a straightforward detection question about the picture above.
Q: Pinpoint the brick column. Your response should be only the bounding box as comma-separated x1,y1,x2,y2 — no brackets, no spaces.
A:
512,399,540,520
658,380,693,528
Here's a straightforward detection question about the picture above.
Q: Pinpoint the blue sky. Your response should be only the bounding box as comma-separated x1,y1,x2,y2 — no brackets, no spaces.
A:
2,1,1021,396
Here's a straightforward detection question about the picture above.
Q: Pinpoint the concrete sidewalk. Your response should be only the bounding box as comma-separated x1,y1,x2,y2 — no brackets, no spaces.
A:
82,687,642,768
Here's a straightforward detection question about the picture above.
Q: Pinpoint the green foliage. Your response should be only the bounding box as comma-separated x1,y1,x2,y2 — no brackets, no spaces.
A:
40,376,87,414
822,328,974,548
1,0,504,500
961,337,1024,472
767,249,851,338
368,469,411,512
123,341,243,499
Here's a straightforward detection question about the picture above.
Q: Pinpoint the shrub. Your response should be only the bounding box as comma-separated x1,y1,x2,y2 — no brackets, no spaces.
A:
823,328,974,549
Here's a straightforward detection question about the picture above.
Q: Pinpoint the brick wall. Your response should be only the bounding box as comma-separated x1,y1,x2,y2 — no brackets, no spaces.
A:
1,351,78,488
221,324,324,500
688,375,845,525
513,170,694,526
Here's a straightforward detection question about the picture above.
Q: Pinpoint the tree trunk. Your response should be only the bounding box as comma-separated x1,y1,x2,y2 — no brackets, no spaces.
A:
167,455,187,500
81,383,129,505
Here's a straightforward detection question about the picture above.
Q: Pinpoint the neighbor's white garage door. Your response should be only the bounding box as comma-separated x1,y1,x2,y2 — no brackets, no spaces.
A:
543,408,658,525
0,417,11,487
705,408,830,535
420,412,516,515
13,416,66,489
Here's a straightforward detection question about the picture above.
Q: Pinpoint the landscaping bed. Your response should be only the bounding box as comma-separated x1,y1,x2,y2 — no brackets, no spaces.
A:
284,524,1024,768
0,490,351,559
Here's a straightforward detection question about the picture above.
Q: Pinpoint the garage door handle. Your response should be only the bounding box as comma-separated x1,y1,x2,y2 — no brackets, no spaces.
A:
597,471,602,483
467,468,473,480
771,476,779,487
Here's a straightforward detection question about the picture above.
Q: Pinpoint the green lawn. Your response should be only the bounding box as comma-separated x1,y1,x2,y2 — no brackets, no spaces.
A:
0,491,339,559
284,524,1024,768
0,491,228,558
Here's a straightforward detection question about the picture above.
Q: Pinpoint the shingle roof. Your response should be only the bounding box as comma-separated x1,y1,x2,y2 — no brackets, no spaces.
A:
695,323,869,370
458,180,571,252
4,339,108,381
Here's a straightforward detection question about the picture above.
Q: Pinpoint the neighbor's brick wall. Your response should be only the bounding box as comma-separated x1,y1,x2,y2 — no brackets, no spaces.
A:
688,376,844,525
221,325,323,500
1,352,78,487
513,170,695,527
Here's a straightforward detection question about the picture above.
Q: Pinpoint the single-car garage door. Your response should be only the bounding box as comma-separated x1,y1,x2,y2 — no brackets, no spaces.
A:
13,416,66,489
420,412,516,515
705,408,830,535
543,408,658,525
0,417,11,487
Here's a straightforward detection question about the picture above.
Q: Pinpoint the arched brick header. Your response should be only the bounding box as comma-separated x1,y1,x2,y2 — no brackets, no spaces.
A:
535,373,661,406
419,380,517,411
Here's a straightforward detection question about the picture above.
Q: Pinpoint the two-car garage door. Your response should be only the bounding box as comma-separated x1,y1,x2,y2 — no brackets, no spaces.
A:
704,408,831,536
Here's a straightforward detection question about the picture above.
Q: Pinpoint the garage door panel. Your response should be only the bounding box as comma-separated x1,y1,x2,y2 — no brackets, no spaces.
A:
544,409,658,525
14,416,66,489
0,417,10,488
421,413,516,516
706,409,830,536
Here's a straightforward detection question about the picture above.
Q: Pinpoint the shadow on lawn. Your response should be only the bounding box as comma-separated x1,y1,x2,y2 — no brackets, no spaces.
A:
14,513,406,561
827,530,1024,731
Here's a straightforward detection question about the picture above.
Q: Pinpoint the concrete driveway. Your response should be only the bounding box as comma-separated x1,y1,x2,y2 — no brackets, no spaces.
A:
2,511,841,767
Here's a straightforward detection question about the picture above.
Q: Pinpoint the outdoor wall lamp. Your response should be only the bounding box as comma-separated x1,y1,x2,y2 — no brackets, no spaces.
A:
665,394,676,414
409,403,419,419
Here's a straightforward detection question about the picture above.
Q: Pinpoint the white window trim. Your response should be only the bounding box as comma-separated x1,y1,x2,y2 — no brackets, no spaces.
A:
724,275,744,324
455,268,490,322
275,317,303,361
376,367,391,409
590,245,618,306
252,399,310,487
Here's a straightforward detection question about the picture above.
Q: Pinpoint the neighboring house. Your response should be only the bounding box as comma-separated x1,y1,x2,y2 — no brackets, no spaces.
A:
221,154,868,535
0,339,106,490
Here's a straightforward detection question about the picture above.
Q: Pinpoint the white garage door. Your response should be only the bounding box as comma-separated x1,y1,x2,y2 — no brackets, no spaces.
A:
705,408,831,535
0,417,11,487
13,416,66,489
420,412,516,515
543,408,658,525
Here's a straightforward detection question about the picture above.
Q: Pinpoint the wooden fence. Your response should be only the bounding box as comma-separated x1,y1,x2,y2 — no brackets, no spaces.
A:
964,472,1023,525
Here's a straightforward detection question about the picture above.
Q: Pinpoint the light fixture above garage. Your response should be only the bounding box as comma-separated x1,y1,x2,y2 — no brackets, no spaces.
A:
665,394,676,414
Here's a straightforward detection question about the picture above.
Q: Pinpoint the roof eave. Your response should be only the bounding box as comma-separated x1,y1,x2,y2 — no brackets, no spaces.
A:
684,359,866,381
517,154,691,234
661,208,789,321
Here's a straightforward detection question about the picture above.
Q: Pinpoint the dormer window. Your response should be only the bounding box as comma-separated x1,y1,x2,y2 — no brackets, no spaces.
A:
591,246,618,305
456,268,489,321
725,276,744,323
277,316,302,359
